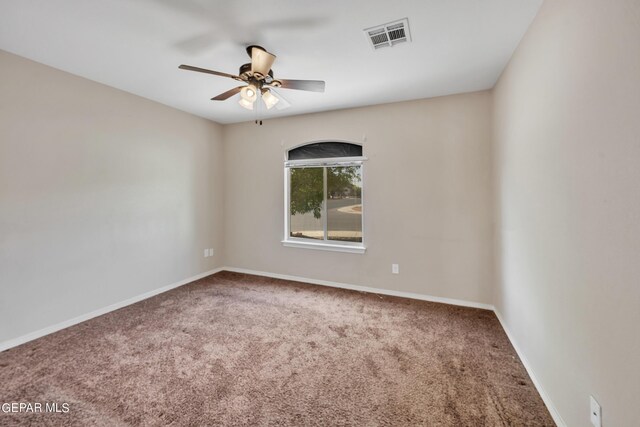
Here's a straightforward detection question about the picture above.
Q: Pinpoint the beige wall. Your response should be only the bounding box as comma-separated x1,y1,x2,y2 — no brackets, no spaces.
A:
223,92,494,304
0,50,225,344
492,0,640,425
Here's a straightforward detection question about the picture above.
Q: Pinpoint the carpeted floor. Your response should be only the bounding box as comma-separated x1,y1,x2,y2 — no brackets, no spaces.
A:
0,271,555,426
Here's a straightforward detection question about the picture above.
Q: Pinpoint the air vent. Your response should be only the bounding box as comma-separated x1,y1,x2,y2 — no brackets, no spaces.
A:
364,18,411,50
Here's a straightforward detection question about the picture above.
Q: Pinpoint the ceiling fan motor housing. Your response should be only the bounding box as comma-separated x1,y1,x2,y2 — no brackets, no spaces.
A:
239,63,275,82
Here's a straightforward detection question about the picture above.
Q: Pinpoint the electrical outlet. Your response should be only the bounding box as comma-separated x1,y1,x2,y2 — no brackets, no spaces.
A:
392,264,399,274
208,248,214,257
590,396,601,427
203,249,209,258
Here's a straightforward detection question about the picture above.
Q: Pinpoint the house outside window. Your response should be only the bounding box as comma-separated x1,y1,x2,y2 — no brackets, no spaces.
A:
283,141,366,254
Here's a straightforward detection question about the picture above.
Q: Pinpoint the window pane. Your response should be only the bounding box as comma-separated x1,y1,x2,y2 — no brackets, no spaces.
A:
289,167,324,240
327,166,362,242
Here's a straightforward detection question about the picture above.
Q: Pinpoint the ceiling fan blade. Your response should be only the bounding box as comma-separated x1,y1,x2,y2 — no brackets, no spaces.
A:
178,64,242,81
276,79,325,92
211,86,244,101
249,46,276,77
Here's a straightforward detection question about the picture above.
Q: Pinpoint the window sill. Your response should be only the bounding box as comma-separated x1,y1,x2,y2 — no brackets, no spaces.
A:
282,240,366,254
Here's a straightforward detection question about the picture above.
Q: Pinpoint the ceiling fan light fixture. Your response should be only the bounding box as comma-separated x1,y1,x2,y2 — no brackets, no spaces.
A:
240,83,258,102
238,97,254,110
261,89,280,110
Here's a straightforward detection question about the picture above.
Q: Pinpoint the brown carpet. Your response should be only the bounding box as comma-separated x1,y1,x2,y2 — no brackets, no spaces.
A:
0,271,554,426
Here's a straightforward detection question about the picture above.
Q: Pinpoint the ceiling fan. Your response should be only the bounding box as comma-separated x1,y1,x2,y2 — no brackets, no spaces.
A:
179,45,325,113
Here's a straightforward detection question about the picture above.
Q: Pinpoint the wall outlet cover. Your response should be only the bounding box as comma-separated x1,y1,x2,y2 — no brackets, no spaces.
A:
590,395,601,427
392,264,399,274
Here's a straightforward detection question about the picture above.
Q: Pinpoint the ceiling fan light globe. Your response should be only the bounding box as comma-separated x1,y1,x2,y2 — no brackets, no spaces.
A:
262,90,280,110
238,98,254,110
240,84,258,102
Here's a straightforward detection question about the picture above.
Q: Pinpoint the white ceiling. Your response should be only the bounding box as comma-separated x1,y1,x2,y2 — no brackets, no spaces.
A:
0,0,542,124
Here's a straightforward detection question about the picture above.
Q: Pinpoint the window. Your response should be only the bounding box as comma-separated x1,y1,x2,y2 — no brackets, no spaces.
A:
283,142,366,253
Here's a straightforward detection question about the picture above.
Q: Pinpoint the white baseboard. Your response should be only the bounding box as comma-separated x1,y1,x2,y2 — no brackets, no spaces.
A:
221,266,494,310
493,309,566,427
0,267,223,353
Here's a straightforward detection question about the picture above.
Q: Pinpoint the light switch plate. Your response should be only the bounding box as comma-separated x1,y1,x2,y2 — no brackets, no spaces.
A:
204,249,209,258
392,264,399,274
590,395,601,427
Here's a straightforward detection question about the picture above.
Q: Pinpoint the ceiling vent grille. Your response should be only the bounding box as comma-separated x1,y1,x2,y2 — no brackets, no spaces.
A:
364,18,411,50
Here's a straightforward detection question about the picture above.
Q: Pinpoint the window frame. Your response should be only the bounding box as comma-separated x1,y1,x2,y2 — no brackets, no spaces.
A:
282,146,366,254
